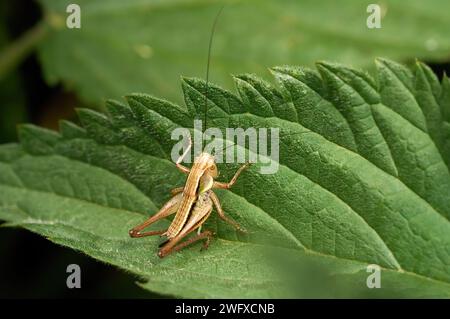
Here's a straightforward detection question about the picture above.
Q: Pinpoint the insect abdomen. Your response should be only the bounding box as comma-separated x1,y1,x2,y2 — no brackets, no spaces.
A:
165,194,195,238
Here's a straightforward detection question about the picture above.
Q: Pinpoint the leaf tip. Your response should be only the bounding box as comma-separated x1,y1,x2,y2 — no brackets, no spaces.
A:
269,65,292,77
374,57,388,68
74,107,87,118
124,93,145,105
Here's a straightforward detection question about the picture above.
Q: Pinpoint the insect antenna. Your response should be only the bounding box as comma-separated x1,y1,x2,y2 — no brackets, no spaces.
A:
212,139,237,158
203,5,225,149
212,130,309,161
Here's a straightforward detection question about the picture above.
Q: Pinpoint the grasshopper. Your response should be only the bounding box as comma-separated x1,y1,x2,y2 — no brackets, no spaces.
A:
129,6,250,258
129,140,250,258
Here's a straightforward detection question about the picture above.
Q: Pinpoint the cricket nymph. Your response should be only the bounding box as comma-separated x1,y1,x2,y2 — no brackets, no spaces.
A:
129,146,250,258
163,152,217,239
128,6,248,258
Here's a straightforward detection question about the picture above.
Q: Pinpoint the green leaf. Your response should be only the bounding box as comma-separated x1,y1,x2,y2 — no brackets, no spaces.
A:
37,0,450,104
1,59,450,298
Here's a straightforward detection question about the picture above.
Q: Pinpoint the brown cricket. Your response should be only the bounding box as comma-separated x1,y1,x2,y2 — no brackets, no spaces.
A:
129,139,250,258
129,6,250,257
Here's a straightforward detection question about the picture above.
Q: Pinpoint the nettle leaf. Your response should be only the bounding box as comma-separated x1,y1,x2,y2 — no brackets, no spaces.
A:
1,59,450,298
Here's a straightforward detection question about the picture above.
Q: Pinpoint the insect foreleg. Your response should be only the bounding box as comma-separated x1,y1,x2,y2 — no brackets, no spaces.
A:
210,191,246,232
176,163,190,174
129,193,182,238
213,162,250,189
170,186,184,196
176,136,192,174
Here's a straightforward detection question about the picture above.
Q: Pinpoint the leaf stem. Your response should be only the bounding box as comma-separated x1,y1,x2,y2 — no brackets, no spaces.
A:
0,21,48,80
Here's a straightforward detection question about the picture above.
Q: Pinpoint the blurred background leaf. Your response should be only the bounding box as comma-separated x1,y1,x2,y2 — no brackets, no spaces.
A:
37,0,450,105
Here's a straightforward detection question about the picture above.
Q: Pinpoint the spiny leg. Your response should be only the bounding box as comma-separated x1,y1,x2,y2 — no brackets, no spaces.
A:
174,230,214,253
210,191,246,232
213,162,250,189
129,229,165,238
170,187,184,196
158,230,214,258
129,193,182,238
158,209,213,258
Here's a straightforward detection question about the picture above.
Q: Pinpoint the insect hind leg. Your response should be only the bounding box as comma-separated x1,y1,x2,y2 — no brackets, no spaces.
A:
158,230,214,258
129,193,182,238
129,229,165,238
